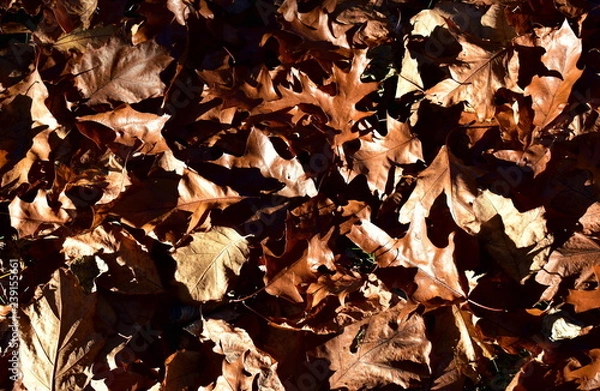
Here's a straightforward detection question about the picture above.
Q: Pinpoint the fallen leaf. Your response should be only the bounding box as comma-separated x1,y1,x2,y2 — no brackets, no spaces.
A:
522,20,583,130
9,189,74,238
200,317,285,390
211,128,317,198
566,265,600,312
76,104,170,155
171,226,250,303
341,114,423,197
564,349,600,390
263,230,336,304
19,268,105,391
312,300,430,390
62,223,163,294
68,37,173,107
426,21,520,121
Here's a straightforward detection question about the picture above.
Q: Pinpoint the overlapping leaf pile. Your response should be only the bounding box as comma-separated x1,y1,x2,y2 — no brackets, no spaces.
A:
1,0,600,389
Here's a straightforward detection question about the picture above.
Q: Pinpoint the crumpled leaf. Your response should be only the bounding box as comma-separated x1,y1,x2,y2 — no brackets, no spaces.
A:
312,300,431,390
200,317,284,390
171,226,250,303
68,37,173,107
19,268,105,391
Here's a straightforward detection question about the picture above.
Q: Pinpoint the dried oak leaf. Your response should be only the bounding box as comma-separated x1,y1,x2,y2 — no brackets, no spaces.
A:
171,226,250,303
427,305,489,390
347,205,466,303
398,146,480,234
211,128,317,198
199,317,284,390
259,50,379,145
566,265,600,313
263,230,336,304
520,20,583,130
472,189,552,282
67,37,173,107
19,268,105,391
535,233,600,301
341,114,423,197
62,223,163,294
278,0,351,50
76,104,170,156
426,20,520,121
312,300,430,390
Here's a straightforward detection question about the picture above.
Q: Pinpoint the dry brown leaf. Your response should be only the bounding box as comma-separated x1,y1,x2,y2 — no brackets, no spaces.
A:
347,204,466,303
68,37,173,107
258,50,379,145
263,231,336,304
426,22,520,121
522,20,583,130
62,223,163,294
200,317,284,390
19,268,105,391
76,104,170,155
171,226,250,303
211,128,317,198
52,25,119,53
163,350,204,391
564,349,600,390
398,146,480,233
536,232,600,301
9,189,74,238
312,300,430,390
52,0,97,33
341,114,423,197
566,265,600,313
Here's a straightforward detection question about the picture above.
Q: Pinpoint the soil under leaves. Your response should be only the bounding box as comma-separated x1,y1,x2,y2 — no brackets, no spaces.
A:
1,0,600,390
